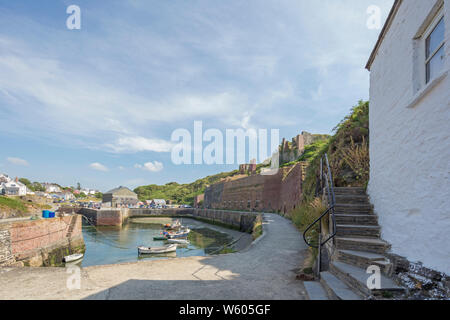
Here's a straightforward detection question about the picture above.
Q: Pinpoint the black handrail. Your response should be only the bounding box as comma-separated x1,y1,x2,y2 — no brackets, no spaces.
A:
302,153,337,274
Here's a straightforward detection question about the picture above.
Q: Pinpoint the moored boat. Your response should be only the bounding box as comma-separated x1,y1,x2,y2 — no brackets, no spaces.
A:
63,253,84,263
153,236,168,241
138,244,177,254
164,228,190,239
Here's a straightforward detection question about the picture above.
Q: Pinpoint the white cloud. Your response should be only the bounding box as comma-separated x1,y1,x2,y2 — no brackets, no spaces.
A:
135,161,163,172
89,162,108,172
105,136,174,153
7,157,29,166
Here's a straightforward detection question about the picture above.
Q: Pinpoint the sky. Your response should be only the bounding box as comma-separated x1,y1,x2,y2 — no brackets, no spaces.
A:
0,0,394,192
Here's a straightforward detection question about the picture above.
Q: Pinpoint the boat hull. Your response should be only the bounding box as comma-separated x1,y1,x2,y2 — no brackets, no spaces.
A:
138,244,177,254
63,253,84,263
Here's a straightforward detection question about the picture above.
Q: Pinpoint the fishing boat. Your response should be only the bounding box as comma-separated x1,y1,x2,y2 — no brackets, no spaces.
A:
63,253,84,263
138,244,177,255
163,220,182,230
167,238,190,245
164,228,190,239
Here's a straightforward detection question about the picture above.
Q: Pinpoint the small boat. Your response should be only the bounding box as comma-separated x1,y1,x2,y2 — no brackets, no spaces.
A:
163,220,182,230
164,228,190,239
138,244,177,255
153,236,168,241
167,238,190,245
63,253,84,263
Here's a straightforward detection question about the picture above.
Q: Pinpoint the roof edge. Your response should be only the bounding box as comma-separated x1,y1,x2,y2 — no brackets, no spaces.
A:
365,0,403,71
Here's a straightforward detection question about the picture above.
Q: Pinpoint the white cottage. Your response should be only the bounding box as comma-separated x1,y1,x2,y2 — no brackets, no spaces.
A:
1,179,27,196
366,0,449,274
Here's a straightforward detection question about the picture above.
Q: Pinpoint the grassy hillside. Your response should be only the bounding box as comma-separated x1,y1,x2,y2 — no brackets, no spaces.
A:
0,196,52,219
134,170,241,204
300,100,369,200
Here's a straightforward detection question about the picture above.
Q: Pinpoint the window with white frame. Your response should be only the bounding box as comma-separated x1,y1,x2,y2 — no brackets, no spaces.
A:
425,13,445,83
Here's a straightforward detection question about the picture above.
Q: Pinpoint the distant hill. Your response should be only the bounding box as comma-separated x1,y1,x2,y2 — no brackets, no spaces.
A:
133,170,242,205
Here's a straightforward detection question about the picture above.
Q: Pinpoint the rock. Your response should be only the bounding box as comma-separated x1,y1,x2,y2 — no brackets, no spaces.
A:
296,273,315,281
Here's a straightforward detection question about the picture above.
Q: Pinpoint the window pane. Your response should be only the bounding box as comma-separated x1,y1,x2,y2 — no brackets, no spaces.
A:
426,18,445,58
426,45,445,83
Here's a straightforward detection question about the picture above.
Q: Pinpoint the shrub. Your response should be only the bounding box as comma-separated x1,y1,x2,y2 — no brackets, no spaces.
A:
291,198,327,247
340,136,369,186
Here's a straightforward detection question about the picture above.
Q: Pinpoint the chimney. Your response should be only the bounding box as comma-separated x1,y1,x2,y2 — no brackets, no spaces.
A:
15,177,18,183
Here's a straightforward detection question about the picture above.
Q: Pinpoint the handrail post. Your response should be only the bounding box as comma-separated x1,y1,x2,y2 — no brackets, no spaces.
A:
318,233,322,278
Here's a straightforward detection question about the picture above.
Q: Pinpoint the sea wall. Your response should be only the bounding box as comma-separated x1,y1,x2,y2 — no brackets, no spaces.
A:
0,215,85,267
204,162,305,215
192,208,260,233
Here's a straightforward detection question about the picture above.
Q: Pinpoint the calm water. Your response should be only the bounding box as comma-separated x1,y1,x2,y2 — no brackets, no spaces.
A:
80,218,233,267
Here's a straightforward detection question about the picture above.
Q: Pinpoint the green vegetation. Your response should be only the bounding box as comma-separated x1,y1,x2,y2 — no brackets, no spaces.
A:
0,196,28,213
18,178,45,192
301,100,370,200
251,216,263,240
288,100,370,265
134,170,241,205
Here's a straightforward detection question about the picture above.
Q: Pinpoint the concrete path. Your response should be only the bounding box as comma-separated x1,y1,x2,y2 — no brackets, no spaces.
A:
0,213,309,300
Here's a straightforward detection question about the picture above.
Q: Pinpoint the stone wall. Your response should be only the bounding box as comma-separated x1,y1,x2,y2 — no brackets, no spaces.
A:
0,226,14,265
204,162,305,215
0,215,85,267
192,208,260,233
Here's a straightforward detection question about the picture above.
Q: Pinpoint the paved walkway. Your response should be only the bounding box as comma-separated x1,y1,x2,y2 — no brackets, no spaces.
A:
0,213,309,300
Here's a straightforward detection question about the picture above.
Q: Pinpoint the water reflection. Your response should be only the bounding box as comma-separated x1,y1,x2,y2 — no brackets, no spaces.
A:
81,218,233,267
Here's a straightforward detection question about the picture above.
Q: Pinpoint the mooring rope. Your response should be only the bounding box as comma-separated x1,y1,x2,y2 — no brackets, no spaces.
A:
81,215,132,250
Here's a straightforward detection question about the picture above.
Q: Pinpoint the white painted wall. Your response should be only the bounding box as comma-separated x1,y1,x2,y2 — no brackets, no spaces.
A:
368,0,450,274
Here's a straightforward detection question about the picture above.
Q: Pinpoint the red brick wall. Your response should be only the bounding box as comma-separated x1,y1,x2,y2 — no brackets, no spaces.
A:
205,163,304,214
9,215,82,257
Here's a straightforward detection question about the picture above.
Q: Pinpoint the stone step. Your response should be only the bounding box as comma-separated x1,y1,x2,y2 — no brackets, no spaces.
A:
337,250,393,275
330,261,404,297
329,187,366,195
335,214,378,226
336,225,380,238
335,237,390,254
303,281,329,300
320,271,363,300
334,203,373,214
334,195,369,204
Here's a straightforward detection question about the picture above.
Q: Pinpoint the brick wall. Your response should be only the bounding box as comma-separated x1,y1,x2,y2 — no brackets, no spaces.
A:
0,215,84,266
204,162,305,214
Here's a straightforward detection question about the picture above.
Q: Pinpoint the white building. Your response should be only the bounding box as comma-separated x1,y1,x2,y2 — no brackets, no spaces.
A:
0,173,12,184
43,183,61,193
1,179,27,196
366,0,449,274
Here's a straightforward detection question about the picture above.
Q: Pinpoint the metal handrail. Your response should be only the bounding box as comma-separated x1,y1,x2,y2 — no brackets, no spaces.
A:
302,153,337,274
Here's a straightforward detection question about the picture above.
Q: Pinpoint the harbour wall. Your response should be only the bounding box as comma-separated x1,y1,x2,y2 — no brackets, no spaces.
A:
204,162,306,216
79,208,260,233
0,215,85,267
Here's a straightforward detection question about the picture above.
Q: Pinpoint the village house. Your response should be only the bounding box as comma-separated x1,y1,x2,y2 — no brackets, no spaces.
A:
150,199,166,206
102,186,138,208
43,183,61,193
366,0,449,275
0,173,12,184
1,178,27,196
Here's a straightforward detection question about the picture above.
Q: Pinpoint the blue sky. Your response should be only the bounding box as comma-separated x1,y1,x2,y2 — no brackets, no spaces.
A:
0,0,393,192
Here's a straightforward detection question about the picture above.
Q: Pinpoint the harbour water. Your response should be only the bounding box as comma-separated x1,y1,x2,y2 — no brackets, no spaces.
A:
80,217,234,267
